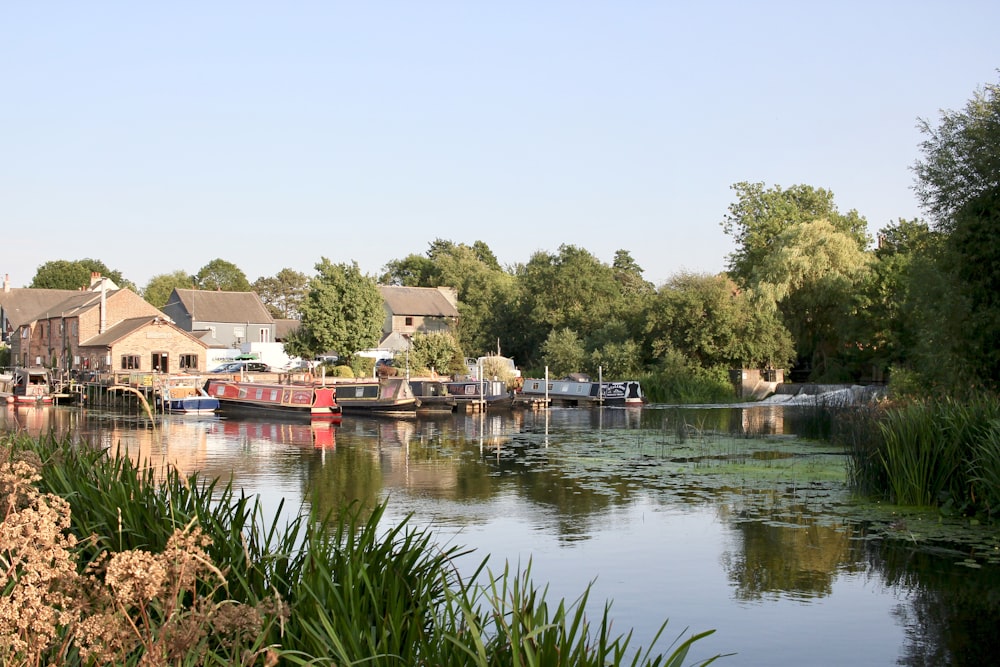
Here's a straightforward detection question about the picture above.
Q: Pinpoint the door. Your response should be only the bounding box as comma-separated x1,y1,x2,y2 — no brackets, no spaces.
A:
151,352,169,373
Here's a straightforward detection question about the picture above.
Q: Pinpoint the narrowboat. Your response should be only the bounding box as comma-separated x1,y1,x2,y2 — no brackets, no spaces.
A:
326,377,419,414
409,379,458,413
205,379,342,421
444,380,512,411
517,379,644,407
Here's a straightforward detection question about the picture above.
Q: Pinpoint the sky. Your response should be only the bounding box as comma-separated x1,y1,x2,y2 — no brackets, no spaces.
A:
3,2,999,290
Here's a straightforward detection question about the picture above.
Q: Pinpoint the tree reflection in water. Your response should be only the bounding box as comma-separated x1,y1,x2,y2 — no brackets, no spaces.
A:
2,403,999,664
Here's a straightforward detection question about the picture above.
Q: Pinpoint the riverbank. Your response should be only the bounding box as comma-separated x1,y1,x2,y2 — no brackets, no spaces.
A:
0,431,720,666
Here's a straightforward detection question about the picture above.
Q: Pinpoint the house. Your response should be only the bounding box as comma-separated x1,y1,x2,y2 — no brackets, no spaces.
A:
7,273,209,374
374,286,460,354
162,289,276,348
0,274,78,345
78,316,211,374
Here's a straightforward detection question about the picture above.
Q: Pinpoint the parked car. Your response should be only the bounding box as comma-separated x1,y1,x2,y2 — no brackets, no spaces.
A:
210,361,271,373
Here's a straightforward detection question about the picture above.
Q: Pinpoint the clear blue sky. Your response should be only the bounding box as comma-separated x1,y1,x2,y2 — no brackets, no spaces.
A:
3,2,998,289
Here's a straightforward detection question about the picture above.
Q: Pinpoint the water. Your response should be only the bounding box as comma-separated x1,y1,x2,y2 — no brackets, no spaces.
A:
3,402,998,666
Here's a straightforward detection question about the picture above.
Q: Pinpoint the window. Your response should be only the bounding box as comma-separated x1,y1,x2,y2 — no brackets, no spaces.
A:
405,317,413,327
151,352,168,372
259,327,270,343
180,354,199,370
121,355,140,370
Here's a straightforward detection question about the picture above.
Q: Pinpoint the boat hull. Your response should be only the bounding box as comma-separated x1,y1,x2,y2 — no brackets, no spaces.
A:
328,378,419,414
205,380,342,421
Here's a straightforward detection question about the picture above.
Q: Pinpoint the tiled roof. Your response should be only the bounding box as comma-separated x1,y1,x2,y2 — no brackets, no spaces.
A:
173,289,273,323
82,316,207,347
0,288,82,326
378,286,459,317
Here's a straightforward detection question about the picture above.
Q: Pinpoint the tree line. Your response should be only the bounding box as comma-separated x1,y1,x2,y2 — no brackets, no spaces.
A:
24,76,1000,396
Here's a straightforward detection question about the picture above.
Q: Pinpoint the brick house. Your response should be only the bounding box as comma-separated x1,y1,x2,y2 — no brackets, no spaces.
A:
79,316,210,374
8,274,207,374
0,274,78,345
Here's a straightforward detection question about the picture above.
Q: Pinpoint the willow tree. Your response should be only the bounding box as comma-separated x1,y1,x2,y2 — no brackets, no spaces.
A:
749,219,873,380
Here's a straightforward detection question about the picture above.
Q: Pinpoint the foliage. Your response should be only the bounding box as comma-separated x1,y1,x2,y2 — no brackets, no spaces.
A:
645,272,794,371
141,270,195,309
192,258,251,292
639,349,735,404
286,259,383,361
837,396,1000,515
30,258,133,291
541,328,588,377
512,245,629,368
326,364,355,378
252,268,310,319
1,432,719,666
912,76,1000,389
748,219,873,380
721,182,870,288
409,331,463,376
590,339,644,379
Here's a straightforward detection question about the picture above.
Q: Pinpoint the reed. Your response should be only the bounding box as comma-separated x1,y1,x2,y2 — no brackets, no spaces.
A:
2,432,720,666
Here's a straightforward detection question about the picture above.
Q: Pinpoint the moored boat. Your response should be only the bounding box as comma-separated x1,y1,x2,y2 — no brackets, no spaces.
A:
159,383,220,414
326,377,419,414
444,380,512,411
517,378,644,407
0,367,55,405
409,379,458,413
205,379,342,421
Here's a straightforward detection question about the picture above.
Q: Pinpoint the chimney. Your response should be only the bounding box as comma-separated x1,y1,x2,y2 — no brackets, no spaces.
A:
3,274,9,293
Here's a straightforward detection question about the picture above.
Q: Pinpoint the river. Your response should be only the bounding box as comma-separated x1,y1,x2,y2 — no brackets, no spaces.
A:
2,401,998,666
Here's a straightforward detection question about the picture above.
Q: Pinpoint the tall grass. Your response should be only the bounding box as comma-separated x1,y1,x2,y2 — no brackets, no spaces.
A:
837,395,1000,515
2,433,721,666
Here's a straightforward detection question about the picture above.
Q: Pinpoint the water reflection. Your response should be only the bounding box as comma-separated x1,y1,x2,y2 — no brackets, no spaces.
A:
3,403,1000,665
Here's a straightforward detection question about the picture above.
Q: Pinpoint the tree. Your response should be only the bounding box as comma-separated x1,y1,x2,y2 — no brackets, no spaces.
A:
284,259,383,361
409,331,464,376
721,182,870,287
30,259,132,291
913,77,1000,387
193,259,251,292
142,271,195,309
512,245,626,367
540,328,588,377
913,78,1000,226
252,268,309,319
644,272,794,371
748,219,873,380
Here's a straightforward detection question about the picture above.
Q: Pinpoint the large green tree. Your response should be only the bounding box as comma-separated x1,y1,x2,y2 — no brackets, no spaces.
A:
252,268,309,319
913,77,1000,386
284,259,383,361
30,259,132,291
142,270,195,309
193,259,251,292
644,272,794,371
721,182,870,288
511,245,627,368
748,219,873,380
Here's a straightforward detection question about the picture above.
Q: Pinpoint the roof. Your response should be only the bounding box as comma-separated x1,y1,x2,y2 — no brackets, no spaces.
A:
0,288,82,327
378,286,460,318
172,289,273,324
81,316,208,348
274,318,300,339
